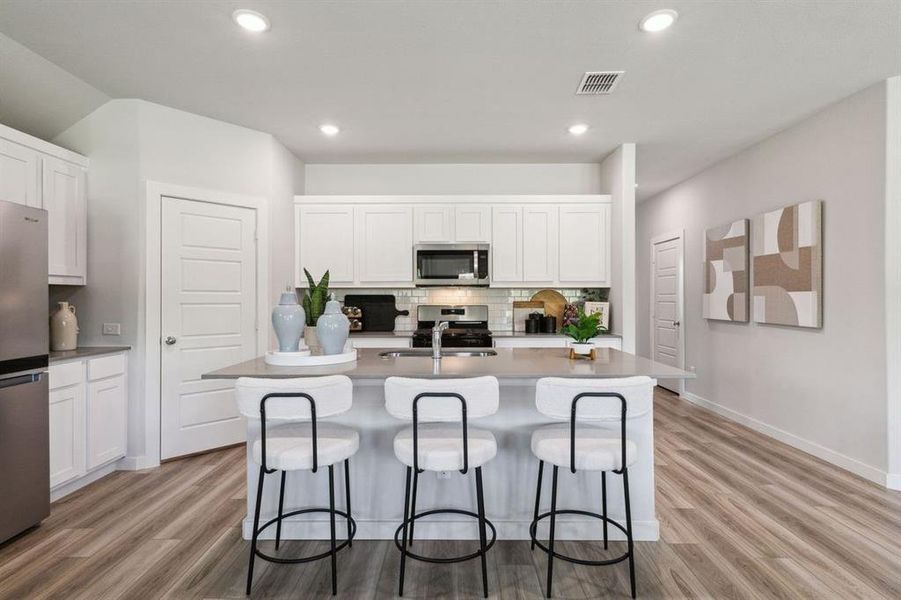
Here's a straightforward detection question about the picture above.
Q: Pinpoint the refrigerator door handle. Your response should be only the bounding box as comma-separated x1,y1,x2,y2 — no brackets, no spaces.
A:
0,373,42,390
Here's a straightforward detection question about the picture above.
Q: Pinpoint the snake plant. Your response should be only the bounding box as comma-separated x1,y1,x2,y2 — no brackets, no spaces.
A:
302,268,330,326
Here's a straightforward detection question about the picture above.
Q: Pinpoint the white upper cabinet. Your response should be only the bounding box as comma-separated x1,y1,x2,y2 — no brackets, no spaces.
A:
558,204,610,286
491,205,522,282
356,205,413,283
454,204,491,242
43,157,87,285
296,205,355,285
414,205,453,243
0,139,40,208
522,205,557,283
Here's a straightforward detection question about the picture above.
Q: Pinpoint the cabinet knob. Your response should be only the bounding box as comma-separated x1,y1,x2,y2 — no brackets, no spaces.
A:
164,336,177,345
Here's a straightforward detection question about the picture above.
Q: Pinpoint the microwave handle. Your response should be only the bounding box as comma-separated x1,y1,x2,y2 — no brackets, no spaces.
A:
473,249,479,277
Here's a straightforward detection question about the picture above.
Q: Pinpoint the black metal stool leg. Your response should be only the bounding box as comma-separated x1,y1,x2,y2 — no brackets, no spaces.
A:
328,465,338,596
601,471,608,550
344,458,353,548
275,471,286,551
475,467,489,598
546,466,558,598
398,466,412,597
409,469,419,546
623,467,636,599
531,460,544,551
246,465,265,595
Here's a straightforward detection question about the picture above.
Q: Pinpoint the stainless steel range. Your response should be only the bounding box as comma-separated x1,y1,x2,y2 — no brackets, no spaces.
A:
410,305,493,348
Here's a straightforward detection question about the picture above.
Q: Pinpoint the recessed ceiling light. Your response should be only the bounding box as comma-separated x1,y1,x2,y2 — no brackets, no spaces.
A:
568,123,589,136
232,9,270,33
319,124,340,136
639,9,678,33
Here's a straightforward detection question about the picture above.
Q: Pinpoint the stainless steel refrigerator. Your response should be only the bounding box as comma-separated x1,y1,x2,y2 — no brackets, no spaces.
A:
0,199,50,544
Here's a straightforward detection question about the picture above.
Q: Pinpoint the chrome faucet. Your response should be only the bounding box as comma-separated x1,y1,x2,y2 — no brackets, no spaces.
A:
432,321,450,359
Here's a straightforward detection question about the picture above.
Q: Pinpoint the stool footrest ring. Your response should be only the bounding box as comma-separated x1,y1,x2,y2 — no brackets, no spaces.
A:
393,508,496,564
253,507,356,565
529,509,630,566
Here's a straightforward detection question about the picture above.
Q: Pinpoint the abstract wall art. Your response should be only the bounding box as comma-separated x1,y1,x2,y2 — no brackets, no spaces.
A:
751,200,823,328
703,219,749,322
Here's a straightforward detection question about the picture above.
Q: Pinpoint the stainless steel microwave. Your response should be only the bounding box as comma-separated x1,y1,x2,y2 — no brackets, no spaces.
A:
413,244,490,287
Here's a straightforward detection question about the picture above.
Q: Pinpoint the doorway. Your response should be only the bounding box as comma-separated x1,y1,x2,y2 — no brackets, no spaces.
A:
650,232,684,394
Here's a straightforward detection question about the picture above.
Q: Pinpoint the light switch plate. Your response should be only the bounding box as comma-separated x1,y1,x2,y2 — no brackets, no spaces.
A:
102,323,121,336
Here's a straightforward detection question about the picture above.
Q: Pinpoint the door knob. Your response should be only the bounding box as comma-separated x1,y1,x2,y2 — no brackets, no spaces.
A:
673,321,681,327
164,336,177,345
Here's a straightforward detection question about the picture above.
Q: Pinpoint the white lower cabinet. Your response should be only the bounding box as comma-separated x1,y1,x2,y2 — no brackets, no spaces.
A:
494,336,622,350
349,337,412,349
49,376,86,488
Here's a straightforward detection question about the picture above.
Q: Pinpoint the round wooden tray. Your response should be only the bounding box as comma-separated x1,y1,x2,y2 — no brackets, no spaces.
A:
264,348,357,366
530,289,568,332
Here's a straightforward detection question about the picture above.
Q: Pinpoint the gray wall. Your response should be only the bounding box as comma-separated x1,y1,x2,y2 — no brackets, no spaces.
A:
637,82,889,474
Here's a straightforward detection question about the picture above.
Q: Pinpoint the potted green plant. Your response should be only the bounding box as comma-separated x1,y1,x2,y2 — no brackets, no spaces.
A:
562,309,601,355
301,268,329,350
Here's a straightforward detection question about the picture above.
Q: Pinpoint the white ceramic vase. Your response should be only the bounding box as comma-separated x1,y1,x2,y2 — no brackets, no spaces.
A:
316,299,350,355
570,341,594,355
271,291,305,352
50,301,79,351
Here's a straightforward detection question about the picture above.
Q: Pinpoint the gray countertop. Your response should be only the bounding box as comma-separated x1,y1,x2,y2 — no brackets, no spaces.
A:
49,346,131,363
202,347,693,381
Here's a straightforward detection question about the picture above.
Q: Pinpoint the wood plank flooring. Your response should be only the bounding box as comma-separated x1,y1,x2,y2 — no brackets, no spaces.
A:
1,388,899,599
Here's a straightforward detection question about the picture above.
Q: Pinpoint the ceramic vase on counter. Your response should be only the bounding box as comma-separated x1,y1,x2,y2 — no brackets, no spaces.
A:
50,301,79,351
316,299,350,355
272,290,305,352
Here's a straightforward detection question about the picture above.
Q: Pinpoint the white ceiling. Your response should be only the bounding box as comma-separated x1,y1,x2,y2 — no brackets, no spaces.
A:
0,1,899,199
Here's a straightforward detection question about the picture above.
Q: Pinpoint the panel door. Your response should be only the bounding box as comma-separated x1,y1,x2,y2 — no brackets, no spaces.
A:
296,205,355,285
43,156,87,284
490,206,522,283
356,205,413,283
522,205,557,282
0,139,39,208
652,235,683,393
86,374,127,469
49,383,86,488
414,205,453,242
454,204,491,242
558,204,610,285
161,197,257,459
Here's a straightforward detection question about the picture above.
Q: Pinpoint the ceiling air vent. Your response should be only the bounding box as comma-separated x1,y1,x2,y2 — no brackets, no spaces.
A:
576,71,624,95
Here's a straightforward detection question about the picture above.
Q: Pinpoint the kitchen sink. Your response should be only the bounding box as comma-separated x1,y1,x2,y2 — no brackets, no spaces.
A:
379,349,497,358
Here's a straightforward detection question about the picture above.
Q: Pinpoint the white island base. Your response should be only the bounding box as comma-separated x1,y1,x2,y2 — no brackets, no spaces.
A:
242,378,658,542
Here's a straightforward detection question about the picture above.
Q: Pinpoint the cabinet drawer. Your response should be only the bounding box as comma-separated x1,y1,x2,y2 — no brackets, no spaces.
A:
87,354,126,381
49,361,85,390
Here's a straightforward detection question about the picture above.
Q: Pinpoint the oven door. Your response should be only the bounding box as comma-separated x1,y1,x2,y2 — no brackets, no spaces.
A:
414,244,489,286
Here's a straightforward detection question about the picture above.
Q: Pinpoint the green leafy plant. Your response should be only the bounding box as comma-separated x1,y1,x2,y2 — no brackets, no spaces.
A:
302,268,330,326
562,309,602,343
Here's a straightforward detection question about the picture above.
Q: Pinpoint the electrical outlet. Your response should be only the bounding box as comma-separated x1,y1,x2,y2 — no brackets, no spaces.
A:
437,471,452,480
102,323,121,336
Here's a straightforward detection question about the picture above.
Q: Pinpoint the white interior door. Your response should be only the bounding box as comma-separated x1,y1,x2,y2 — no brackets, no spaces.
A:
161,196,257,459
651,234,684,393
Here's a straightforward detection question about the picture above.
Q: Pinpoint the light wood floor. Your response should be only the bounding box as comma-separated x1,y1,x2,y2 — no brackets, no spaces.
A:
1,388,899,599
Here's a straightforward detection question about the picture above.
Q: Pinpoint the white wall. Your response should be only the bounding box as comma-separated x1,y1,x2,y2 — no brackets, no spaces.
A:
637,82,890,482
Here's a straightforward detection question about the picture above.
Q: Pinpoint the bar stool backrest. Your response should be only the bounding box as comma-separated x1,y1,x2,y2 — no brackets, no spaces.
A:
235,375,353,420
384,376,499,422
535,376,654,422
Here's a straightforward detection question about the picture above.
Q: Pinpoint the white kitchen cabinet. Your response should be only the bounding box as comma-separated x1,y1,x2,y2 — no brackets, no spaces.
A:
491,205,522,283
558,204,610,286
494,336,622,350
349,336,412,349
49,374,86,489
296,205,355,285
454,204,491,242
43,157,87,285
414,205,453,243
522,205,558,283
356,205,413,283
0,138,40,208
87,373,127,469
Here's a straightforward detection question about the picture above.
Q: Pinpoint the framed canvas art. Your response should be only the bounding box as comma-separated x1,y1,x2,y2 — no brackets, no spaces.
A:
583,301,610,332
703,219,749,322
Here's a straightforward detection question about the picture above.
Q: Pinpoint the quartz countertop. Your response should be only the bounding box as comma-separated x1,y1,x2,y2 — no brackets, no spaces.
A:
49,346,131,363
202,347,693,381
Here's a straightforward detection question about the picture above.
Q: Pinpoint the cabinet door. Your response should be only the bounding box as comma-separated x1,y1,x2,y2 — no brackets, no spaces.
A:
558,204,610,285
49,383,86,488
414,205,453,242
491,205,522,283
522,205,558,282
296,205,355,285
43,157,87,284
356,205,413,283
0,139,40,208
454,204,491,242
87,374,127,469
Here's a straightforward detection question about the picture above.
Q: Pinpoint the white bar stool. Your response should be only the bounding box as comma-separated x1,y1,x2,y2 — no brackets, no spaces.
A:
384,376,500,598
235,375,359,596
529,376,654,598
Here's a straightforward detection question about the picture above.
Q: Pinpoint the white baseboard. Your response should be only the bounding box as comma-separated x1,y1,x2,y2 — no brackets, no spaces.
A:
887,473,901,490
50,462,118,502
242,516,658,542
680,391,891,488
118,455,159,471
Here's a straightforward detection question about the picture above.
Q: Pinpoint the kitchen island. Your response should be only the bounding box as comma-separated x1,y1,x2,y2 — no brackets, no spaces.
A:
204,347,693,542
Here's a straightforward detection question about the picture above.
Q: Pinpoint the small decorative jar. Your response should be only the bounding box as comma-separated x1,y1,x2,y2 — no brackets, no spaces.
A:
569,341,595,355
316,299,350,355
271,290,305,352
50,301,79,351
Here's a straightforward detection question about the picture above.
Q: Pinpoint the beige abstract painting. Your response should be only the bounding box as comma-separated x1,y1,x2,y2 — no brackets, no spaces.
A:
704,219,749,321
752,200,823,328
